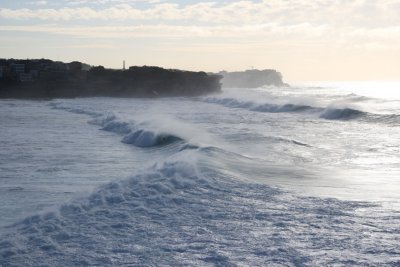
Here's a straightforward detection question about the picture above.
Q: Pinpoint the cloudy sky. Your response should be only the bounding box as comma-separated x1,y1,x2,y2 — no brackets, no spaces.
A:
1,0,399,81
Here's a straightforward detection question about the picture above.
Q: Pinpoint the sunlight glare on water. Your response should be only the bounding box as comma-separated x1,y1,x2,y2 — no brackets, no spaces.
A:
303,81,400,100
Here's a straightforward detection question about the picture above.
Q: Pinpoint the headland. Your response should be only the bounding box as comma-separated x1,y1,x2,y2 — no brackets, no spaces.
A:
219,69,288,88
0,59,222,99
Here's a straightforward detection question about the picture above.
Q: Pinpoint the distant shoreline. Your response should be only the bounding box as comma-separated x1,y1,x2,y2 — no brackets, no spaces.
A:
0,58,289,99
0,59,222,99
219,69,288,88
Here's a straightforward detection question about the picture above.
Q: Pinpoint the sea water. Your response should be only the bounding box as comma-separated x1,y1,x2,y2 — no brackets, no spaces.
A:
0,82,399,266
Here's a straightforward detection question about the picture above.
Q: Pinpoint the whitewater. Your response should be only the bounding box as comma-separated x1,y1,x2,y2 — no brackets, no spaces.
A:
1,82,400,266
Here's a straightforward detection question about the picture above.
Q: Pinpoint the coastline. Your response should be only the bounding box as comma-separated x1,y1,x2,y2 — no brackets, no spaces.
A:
0,61,222,99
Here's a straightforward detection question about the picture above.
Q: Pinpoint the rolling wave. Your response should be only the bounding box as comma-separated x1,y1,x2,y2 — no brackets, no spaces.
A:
203,97,314,113
122,130,183,147
252,103,314,113
91,114,184,148
96,115,131,134
203,96,400,123
319,107,365,120
50,103,186,148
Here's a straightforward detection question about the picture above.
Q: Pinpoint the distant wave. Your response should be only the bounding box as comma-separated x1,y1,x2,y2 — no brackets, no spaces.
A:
320,108,400,124
319,107,365,120
203,97,314,113
203,97,400,123
252,103,313,113
270,136,312,147
48,102,101,117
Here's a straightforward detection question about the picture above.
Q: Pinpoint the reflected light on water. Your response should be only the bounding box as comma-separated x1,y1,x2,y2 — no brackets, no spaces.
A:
302,81,400,100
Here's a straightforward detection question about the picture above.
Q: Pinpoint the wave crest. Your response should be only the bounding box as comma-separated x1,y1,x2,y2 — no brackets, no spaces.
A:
122,129,183,147
203,96,400,123
320,108,365,120
50,102,187,148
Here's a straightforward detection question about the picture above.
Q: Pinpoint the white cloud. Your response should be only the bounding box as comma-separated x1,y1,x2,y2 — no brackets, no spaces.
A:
0,0,399,26
30,0,48,5
1,1,399,52
1,22,399,50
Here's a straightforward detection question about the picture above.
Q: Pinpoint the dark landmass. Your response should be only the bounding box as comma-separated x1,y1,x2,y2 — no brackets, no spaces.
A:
219,69,288,88
0,59,222,99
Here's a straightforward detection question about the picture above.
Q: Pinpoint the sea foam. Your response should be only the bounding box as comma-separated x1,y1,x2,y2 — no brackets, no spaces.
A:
1,150,397,266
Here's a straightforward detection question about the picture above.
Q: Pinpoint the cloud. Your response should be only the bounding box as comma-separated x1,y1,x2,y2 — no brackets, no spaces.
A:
1,22,399,50
0,0,399,26
30,0,48,5
1,0,399,51
0,23,333,39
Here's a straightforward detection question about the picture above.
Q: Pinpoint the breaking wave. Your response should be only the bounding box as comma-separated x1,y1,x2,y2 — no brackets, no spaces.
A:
50,103,186,148
1,148,396,266
1,97,399,266
319,107,365,120
122,130,183,147
96,115,132,134
203,97,314,113
90,114,184,148
203,96,400,123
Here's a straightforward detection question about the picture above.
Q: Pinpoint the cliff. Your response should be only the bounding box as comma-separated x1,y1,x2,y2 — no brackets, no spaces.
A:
219,69,288,88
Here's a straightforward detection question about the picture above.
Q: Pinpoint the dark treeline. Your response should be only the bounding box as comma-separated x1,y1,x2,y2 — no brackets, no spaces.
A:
0,59,222,99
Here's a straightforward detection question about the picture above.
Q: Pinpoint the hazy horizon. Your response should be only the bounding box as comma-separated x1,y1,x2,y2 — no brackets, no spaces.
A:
1,0,399,82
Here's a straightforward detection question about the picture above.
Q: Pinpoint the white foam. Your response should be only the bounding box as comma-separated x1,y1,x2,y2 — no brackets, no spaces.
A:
1,153,397,266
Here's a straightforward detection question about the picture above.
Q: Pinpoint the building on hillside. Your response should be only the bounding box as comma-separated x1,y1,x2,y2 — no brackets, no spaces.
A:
10,63,25,75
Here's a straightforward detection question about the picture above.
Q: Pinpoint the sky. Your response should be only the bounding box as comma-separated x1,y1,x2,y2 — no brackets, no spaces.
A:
0,0,399,81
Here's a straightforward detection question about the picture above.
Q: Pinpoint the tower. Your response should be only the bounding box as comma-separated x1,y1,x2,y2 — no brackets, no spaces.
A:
123,60,126,70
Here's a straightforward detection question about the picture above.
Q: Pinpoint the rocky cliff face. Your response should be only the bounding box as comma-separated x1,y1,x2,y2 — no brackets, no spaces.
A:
219,69,288,88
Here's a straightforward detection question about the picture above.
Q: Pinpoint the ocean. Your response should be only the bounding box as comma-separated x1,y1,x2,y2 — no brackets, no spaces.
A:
1,82,399,266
